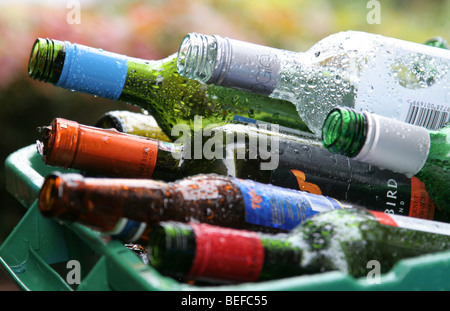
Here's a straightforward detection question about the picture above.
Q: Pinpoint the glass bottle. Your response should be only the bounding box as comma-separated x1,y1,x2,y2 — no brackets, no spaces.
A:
37,117,182,181
37,172,348,243
424,36,449,49
27,38,310,140
321,107,449,212
148,208,450,284
177,31,450,135
95,110,172,142
38,117,446,222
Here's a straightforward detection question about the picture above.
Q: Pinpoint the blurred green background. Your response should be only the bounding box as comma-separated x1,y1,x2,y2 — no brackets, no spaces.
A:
0,0,449,289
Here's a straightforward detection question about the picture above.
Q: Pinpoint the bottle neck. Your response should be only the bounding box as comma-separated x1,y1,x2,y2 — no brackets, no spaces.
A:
38,172,174,226
178,33,283,96
148,221,305,283
29,38,131,100
38,118,182,180
322,107,431,177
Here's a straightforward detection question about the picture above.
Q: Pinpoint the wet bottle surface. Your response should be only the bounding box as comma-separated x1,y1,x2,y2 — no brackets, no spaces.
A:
148,208,450,284
321,107,450,212
27,38,310,140
177,31,450,135
37,172,346,243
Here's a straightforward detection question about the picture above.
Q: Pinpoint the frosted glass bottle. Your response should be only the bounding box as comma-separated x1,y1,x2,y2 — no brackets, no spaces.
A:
177,31,450,135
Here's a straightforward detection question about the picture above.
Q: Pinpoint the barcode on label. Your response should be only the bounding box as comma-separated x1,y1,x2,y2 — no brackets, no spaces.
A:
405,101,450,129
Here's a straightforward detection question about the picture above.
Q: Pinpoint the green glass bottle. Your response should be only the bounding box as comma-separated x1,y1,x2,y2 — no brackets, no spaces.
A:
321,107,450,212
148,208,450,284
27,38,310,140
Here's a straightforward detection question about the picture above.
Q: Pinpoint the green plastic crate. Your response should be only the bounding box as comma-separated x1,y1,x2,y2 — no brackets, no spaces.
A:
1,144,450,291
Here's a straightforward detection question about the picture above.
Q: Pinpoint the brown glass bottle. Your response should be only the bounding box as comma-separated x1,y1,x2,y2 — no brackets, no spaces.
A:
38,172,346,243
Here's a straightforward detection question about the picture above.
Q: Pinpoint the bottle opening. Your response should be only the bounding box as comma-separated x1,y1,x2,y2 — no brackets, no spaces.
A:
38,173,62,217
177,33,218,83
28,39,41,77
28,38,65,84
321,108,367,157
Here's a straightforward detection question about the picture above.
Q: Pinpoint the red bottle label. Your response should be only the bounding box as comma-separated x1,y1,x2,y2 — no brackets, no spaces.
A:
188,223,264,283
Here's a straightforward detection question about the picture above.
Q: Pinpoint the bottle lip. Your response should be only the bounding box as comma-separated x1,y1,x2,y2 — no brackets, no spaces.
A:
38,118,80,168
28,38,65,84
38,172,86,221
38,172,62,217
177,33,219,84
321,107,367,158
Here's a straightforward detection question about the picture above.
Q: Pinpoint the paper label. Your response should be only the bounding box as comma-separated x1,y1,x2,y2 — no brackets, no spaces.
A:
233,178,342,231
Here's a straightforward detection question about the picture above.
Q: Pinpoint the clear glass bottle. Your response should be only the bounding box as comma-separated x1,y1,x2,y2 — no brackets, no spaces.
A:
148,208,450,283
177,31,450,135
321,107,449,212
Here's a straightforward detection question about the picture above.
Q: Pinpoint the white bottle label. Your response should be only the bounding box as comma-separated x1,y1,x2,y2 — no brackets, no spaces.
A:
355,40,450,129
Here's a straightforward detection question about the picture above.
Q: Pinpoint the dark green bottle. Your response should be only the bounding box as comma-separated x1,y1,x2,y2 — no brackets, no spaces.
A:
27,38,310,140
148,208,450,283
321,107,450,212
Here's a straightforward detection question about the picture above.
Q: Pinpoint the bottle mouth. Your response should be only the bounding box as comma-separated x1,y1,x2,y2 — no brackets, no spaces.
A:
177,33,218,83
321,107,367,157
38,172,62,217
28,38,65,84
148,221,196,277
38,172,87,222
